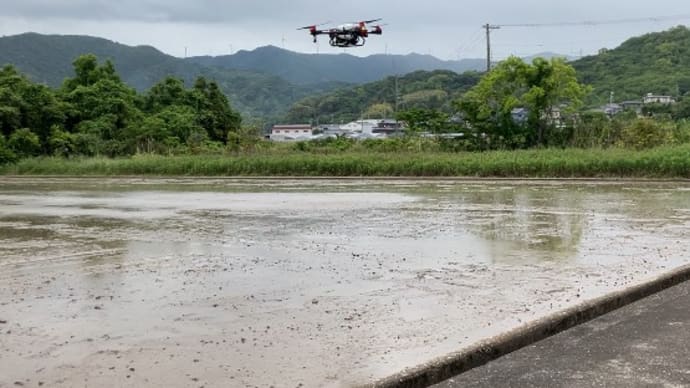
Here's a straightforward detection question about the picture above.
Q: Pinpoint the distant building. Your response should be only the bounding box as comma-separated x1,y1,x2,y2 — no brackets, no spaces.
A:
643,93,675,105
545,107,563,127
340,119,380,134
511,107,565,127
371,119,404,136
339,119,404,136
602,103,623,116
620,100,643,113
511,108,529,124
316,124,349,137
270,124,313,141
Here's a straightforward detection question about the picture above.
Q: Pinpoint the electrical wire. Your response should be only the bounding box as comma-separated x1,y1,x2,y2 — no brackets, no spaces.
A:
499,13,690,28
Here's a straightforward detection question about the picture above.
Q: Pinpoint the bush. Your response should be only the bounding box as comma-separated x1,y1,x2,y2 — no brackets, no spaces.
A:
0,134,17,164
618,118,674,150
8,128,41,158
48,126,75,157
672,120,690,144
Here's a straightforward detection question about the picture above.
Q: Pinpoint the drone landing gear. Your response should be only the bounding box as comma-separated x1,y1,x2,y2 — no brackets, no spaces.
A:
329,36,366,48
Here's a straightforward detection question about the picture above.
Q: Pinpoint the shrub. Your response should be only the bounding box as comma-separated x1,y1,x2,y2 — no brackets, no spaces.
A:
0,134,17,164
618,118,674,150
8,128,41,158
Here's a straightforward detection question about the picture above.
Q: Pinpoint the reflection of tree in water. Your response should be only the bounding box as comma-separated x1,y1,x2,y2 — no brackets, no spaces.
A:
452,185,589,260
615,186,690,224
439,183,690,264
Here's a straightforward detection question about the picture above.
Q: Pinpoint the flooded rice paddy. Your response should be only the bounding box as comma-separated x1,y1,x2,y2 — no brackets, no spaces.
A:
1,178,689,387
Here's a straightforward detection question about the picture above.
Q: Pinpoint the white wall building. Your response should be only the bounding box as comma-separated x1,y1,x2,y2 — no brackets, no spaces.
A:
270,124,313,141
340,120,380,134
643,93,675,105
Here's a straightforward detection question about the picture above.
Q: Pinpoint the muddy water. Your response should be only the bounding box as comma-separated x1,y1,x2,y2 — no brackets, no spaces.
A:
1,178,689,387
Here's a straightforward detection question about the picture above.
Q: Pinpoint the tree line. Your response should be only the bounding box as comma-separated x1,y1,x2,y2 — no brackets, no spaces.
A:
0,54,242,163
388,56,690,151
3,53,690,165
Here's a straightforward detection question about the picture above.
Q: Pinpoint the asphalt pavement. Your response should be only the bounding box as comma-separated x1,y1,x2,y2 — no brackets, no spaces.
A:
433,280,690,388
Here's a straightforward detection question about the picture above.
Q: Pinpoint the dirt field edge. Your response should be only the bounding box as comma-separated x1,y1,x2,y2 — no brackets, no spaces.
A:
367,263,690,388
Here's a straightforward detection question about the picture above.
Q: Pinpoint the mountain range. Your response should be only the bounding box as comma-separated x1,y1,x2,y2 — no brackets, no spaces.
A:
0,32,519,120
1,27,689,121
188,46,487,85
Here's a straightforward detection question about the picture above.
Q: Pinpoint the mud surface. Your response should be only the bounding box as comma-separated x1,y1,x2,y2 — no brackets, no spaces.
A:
1,178,689,387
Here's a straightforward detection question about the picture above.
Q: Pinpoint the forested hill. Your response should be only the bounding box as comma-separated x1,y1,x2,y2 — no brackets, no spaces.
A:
188,45,486,85
0,33,344,119
572,26,690,104
6,27,690,120
283,70,481,124
0,33,192,88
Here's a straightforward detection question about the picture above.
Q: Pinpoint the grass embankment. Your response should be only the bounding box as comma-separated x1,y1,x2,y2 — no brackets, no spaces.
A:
1,145,689,177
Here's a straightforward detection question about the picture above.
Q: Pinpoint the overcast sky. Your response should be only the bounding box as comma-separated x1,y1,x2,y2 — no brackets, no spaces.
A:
1,0,689,60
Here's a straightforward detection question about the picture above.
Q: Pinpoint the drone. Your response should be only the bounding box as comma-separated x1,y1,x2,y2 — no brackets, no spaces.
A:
298,18,383,48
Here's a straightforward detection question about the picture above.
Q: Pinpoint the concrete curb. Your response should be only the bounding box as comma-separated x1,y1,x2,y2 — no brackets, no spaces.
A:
366,264,690,388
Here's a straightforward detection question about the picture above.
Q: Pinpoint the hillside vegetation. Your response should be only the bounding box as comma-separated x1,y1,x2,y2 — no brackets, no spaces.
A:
9,28,690,124
0,33,341,119
573,26,690,104
283,26,690,122
189,45,485,85
283,70,481,124
2,28,690,179
0,55,243,163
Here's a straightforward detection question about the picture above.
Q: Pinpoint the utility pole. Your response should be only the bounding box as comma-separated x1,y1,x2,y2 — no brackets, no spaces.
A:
394,75,399,113
484,24,500,72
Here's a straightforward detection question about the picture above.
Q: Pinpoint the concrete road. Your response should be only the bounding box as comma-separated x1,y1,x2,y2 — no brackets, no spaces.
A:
434,280,690,388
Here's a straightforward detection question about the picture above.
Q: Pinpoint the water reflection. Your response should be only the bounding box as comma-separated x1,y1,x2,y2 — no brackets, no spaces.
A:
470,187,585,257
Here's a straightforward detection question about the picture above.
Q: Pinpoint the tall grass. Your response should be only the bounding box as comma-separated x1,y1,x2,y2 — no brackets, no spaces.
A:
2,145,689,178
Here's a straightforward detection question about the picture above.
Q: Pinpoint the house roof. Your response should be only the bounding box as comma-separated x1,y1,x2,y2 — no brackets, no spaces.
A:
272,124,312,130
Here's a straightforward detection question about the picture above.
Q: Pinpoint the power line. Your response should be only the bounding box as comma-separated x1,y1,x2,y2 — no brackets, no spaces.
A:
483,13,690,71
456,28,485,59
499,13,690,28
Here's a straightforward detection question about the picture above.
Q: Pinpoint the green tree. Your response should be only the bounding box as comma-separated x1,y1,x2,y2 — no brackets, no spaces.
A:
364,103,394,119
396,108,450,134
8,128,41,157
126,105,203,153
671,96,690,120
457,57,589,148
143,77,190,112
47,125,75,157
0,65,64,150
192,77,242,143
61,55,141,153
0,133,17,164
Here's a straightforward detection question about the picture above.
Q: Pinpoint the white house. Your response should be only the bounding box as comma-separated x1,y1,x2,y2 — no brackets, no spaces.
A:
270,124,313,141
340,120,380,134
643,93,675,105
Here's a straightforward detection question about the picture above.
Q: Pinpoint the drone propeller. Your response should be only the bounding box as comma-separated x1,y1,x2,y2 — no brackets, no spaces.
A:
297,21,331,30
361,18,383,24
